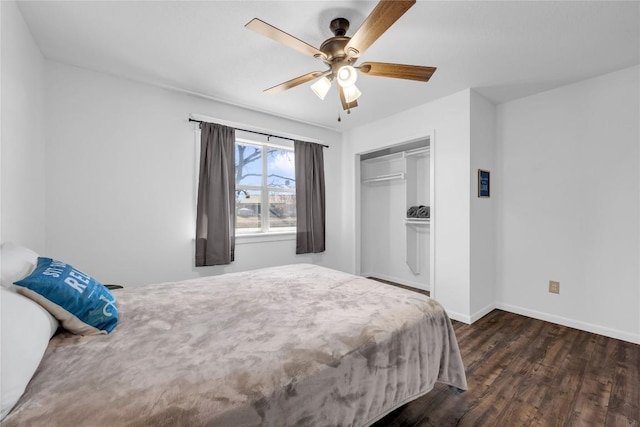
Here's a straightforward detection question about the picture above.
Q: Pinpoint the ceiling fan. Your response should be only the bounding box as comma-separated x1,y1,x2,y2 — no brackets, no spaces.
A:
245,0,436,113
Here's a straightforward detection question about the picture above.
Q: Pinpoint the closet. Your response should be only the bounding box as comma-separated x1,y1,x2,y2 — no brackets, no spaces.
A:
360,139,431,291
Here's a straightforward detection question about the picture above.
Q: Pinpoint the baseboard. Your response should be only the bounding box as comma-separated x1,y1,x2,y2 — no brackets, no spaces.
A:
361,271,430,291
497,302,640,345
442,304,495,325
470,303,496,323
445,310,471,324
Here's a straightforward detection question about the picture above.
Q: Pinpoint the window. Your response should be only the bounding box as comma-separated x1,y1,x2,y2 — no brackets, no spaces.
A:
235,139,296,234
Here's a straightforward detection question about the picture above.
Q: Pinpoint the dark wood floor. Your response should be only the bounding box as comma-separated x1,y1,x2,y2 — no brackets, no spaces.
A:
372,309,640,427
368,277,430,296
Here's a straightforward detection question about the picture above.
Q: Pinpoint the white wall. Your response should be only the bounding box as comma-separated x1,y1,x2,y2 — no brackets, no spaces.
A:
344,90,472,321
496,65,640,343
0,0,46,252
469,91,497,320
44,61,343,286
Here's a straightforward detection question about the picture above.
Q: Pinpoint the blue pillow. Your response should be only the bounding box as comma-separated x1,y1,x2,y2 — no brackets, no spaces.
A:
14,258,118,335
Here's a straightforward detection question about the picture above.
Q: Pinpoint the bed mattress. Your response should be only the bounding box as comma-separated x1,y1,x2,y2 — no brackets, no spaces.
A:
3,264,466,426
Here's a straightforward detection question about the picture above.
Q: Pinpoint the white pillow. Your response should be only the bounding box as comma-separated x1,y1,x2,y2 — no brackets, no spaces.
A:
0,287,59,420
0,242,39,288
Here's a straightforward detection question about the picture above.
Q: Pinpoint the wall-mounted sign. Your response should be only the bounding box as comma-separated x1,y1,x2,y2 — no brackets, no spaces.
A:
478,169,490,198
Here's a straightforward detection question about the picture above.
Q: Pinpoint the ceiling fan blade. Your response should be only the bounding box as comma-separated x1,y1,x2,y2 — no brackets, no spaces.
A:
264,71,325,94
246,18,327,60
344,0,416,58
359,62,436,82
338,86,358,111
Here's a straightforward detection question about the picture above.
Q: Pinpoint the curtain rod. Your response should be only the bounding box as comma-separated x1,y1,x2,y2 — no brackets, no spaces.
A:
188,118,329,148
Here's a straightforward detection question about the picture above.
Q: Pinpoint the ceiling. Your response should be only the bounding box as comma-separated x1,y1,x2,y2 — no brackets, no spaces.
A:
17,1,640,131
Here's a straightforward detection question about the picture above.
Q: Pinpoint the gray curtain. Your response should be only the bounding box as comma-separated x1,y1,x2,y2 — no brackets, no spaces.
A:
294,141,326,254
195,123,236,266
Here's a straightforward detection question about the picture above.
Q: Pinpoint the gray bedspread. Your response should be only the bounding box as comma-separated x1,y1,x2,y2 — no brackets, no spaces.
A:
4,264,467,426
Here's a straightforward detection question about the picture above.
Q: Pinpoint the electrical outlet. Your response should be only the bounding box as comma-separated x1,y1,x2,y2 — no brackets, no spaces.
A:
549,280,560,294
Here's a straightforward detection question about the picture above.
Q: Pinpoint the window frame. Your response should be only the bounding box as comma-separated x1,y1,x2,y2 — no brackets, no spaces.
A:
234,137,296,236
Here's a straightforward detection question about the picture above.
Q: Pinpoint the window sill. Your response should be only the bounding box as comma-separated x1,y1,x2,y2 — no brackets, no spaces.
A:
236,232,296,244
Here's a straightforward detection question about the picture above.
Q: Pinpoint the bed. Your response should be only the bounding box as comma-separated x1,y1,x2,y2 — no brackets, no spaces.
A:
2,262,467,426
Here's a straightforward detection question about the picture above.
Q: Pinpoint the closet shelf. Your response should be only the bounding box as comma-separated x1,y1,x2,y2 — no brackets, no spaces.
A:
404,218,430,225
404,147,430,157
362,173,405,184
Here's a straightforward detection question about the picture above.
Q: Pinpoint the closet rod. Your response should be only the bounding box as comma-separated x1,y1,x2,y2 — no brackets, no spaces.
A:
188,118,329,148
362,173,406,183
404,146,430,157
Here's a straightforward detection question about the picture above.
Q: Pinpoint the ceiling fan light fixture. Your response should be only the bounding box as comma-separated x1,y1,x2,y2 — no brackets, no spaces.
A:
343,84,362,103
337,65,358,87
311,76,332,100
247,0,435,115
